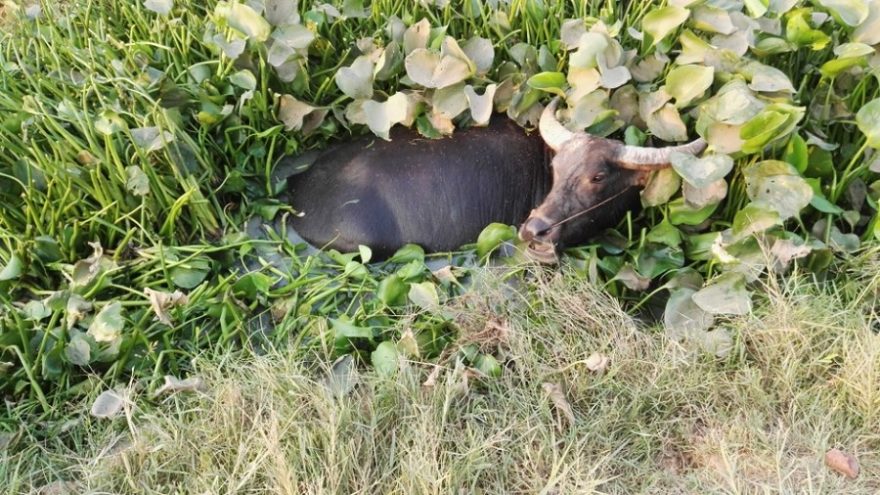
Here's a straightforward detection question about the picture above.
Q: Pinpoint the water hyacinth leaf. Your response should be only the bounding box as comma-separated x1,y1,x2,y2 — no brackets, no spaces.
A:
95,111,127,136
125,166,150,196
665,288,715,335
432,83,469,118
570,90,611,130
677,30,712,65
265,0,299,26
743,0,769,18
408,281,439,310
641,168,681,207
465,84,497,126
816,0,869,26
88,302,124,343
65,333,92,366
669,197,718,225
561,18,587,49
853,0,880,45
405,43,473,88
690,6,735,34
215,2,271,42
378,274,408,306
335,56,374,99
684,179,728,208
666,64,714,108
131,127,174,153
642,6,690,46
746,176,813,220
740,108,799,154
66,294,93,329
403,18,431,54
820,43,873,77
272,24,314,51
785,11,831,50
362,93,410,140
693,273,752,315
616,264,651,291
23,300,51,321
477,223,515,258
856,98,880,148
646,104,688,142
567,67,601,101
211,34,246,59
670,152,734,188
144,288,188,326
91,389,124,419
144,0,173,15
598,57,631,89
462,37,494,75
475,354,502,377
0,254,23,281
569,33,609,69
630,53,668,82
527,72,566,97
732,203,782,237
647,220,683,247
229,69,257,91
371,341,399,376
748,64,795,93
170,265,209,289
374,42,403,81
278,94,316,131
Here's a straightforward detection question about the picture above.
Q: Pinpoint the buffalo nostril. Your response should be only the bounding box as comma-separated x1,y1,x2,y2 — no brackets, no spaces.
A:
519,217,551,241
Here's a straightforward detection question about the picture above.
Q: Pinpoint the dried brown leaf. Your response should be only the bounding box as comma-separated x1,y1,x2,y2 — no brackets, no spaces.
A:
542,382,575,428
154,375,206,396
825,448,859,479
144,288,188,326
585,352,610,372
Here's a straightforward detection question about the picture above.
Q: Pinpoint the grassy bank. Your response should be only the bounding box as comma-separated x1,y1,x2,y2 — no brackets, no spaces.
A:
3,259,880,493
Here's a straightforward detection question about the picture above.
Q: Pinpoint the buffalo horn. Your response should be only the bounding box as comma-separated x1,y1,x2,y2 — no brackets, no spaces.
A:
615,138,708,170
539,97,575,152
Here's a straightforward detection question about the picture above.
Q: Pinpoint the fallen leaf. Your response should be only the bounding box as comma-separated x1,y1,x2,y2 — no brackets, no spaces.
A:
144,288,188,326
423,364,443,388
91,389,125,419
542,382,575,428
154,375,205,396
825,448,859,479
585,352,610,372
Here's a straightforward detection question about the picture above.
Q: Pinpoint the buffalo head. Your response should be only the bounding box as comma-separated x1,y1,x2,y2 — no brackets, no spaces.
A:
519,98,706,249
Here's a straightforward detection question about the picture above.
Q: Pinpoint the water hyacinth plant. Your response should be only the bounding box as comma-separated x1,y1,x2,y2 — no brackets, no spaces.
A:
1,0,880,408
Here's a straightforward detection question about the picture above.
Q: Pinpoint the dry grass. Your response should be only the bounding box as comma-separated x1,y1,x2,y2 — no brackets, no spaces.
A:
4,260,880,494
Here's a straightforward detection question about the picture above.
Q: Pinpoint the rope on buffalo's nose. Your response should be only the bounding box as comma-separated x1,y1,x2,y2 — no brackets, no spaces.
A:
546,186,636,231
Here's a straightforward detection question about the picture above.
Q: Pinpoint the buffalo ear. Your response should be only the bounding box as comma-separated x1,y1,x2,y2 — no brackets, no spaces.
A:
614,138,708,171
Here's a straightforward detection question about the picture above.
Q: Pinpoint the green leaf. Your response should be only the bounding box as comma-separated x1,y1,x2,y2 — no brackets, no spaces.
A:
474,354,502,377
642,6,690,47
476,223,516,258
692,273,751,315
641,168,681,207
377,274,408,306
646,220,682,247
88,302,124,343
408,281,439,310
784,134,808,173
669,198,718,225
816,0,869,26
389,244,425,264
232,272,272,300
371,342,399,376
732,203,782,238
670,152,733,188
65,333,92,366
170,266,207,289
229,69,257,90
857,98,880,148
358,245,372,264
744,161,813,219
665,64,714,108
125,166,150,196
215,1,271,42
0,254,23,281
527,72,566,97
144,0,173,15
665,288,714,335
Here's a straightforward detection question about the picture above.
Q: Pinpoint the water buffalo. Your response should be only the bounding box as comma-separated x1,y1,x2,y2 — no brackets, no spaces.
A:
286,99,705,260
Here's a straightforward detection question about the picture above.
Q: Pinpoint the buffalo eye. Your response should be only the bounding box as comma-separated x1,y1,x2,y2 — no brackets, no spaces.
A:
591,173,606,183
